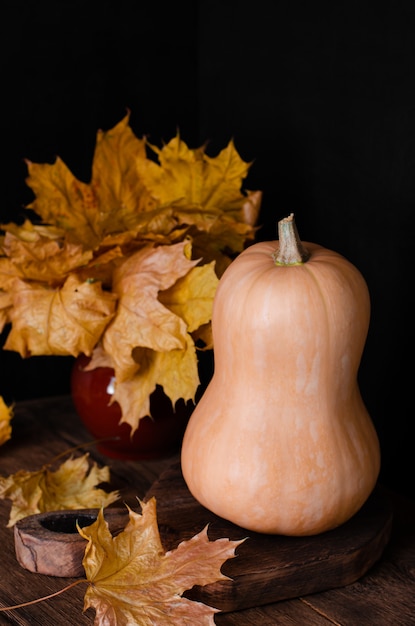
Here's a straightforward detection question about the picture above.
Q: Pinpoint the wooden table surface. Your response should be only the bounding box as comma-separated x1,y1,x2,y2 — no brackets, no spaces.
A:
0,395,414,625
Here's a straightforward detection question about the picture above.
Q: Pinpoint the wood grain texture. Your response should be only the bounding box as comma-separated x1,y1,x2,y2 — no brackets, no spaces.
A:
145,462,394,612
14,508,129,577
0,396,414,625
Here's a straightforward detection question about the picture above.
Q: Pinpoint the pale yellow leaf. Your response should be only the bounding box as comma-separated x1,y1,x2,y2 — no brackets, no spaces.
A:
79,497,244,625
159,261,219,332
112,334,199,433
4,274,117,357
191,322,214,350
137,136,259,242
0,454,119,527
103,242,198,383
91,113,155,231
25,157,102,249
1,221,92,283
154,334,200,407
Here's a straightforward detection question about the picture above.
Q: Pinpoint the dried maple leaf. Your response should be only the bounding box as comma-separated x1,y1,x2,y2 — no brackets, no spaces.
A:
112,334,199,432
0,220,92,283
0,396,13,446
79,497,244,625
0,453,119,527
4,274,117,357
96,242,218,429
0,113,261,434
140,136,256,222
25,116,151,249
23,113,260,256
23,113,152,249
103,241,198,383
159,260,219,333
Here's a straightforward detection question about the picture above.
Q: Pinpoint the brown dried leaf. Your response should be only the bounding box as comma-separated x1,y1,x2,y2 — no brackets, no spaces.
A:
1,114,261,432
25,157,102,249
112,334,199,431
159,261,219,333
141,136,254,221
1,220,92,283
25,115,151,249
79,497,244,625
4,274,117,357
102,242,198,383
0,454,119,527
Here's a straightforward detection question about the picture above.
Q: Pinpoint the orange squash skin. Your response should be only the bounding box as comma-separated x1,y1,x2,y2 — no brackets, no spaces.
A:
181,240,381,536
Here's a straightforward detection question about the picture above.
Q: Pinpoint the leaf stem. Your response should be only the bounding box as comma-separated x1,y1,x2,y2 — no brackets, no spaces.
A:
0,578,88,612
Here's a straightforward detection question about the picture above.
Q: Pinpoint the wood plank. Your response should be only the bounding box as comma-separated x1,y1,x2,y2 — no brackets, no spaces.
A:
215,599,335,626
145,462,394,613
1,395,414,625
302,489,415,625
2,395,179,500
0,396,175,625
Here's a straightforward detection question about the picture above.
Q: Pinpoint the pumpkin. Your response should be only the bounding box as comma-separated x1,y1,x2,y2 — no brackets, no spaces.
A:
181,214,380,536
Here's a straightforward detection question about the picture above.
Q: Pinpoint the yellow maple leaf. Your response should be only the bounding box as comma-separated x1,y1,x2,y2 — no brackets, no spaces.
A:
25,115,158,249
0,396,13,446
102,241,199,383
1,113,261,436
25,157,102,249
154,335,201,407
89,242,218,430
0,453,119,527
141,136,251,218
23,115,149,250
0,220,92,283
79,497,244,625
91,114,156,232
159,260,219,333
24,114,260,256
187,214,261,277
112,334,199,432
4,274,117,357
191,322,214,350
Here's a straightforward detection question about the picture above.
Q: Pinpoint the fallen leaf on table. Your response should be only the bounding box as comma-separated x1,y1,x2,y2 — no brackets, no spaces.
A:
79,497,244,625
0,396,13,446
0,453,119,527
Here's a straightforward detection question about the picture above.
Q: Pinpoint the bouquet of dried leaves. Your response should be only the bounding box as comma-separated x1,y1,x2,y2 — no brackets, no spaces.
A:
0,114,261,434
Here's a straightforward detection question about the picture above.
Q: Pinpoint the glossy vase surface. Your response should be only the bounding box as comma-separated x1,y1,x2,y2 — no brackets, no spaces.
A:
71,353,200,460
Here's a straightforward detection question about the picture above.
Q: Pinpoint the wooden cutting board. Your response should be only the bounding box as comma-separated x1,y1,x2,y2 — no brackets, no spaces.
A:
145,462,394,613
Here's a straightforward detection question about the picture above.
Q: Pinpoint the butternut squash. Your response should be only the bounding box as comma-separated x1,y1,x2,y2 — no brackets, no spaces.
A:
181,214,380,536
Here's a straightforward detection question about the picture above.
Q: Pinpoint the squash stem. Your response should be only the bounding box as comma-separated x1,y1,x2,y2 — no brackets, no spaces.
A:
273,213,310,265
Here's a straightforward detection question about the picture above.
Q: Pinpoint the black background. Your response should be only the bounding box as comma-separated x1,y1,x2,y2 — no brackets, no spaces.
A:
0,2,413,498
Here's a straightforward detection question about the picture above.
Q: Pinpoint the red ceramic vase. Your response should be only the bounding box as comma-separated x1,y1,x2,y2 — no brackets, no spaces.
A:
71,353,201,461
